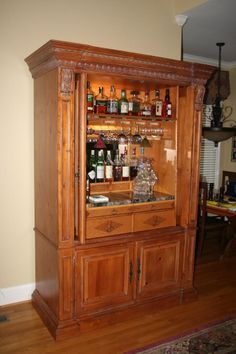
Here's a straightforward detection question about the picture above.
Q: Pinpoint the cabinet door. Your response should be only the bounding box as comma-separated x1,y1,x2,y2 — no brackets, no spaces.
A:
76,243,135,314
137,236,184,299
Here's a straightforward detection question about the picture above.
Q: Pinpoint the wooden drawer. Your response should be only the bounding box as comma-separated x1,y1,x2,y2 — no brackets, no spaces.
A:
86,215,132,239
87,204,133,218
133,209,176,232
131,200,174,213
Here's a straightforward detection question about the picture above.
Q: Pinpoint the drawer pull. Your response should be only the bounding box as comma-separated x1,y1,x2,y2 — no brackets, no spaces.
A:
103,220,122,233
137,258,141,281
151,216,161,226
129,261,133,283
105,221,115,233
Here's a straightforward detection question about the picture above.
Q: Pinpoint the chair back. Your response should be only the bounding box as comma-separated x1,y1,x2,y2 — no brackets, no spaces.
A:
197,181,208,256
222,171,236,197
199,181,208,219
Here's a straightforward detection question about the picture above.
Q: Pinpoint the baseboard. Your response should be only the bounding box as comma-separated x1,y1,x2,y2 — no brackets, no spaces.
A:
0,283,35,306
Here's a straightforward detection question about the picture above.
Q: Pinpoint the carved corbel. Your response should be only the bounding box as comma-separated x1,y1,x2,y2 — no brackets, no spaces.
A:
194,84,206,111
60,68,74,96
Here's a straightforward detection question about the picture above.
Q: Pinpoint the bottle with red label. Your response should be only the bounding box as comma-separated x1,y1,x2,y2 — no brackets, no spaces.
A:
162,88,172,118
94,87,108,114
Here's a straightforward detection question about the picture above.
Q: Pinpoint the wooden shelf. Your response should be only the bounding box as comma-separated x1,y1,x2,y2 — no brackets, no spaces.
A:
87,113,176,124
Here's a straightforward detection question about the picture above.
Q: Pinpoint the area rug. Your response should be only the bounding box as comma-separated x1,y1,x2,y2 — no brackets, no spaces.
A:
126,316,236,354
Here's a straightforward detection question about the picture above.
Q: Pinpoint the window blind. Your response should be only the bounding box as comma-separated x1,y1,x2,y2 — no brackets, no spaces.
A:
200,105,220,186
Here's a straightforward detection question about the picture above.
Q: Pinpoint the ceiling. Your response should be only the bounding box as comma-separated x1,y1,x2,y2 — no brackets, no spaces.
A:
182,0,236,66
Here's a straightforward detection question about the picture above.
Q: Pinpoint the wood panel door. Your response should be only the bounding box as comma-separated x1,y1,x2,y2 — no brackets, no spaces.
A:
137,236,184,300
76,243,135,315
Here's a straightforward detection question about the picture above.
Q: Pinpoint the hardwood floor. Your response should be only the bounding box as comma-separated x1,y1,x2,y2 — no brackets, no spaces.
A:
1,253,236,354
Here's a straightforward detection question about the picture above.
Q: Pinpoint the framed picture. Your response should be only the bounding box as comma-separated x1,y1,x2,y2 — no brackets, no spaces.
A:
231,136,236,162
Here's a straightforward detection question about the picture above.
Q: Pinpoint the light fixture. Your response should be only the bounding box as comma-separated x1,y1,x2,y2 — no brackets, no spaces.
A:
175,14,188,61
202,43,236,147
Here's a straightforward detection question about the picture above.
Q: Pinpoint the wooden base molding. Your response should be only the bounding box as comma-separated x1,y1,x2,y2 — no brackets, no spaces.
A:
32,290,79,340
32,286,197,339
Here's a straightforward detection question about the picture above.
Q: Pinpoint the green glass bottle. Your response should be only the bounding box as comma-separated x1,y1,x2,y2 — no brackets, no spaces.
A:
118,90,129,115
88,149,96,183
96,149,105,182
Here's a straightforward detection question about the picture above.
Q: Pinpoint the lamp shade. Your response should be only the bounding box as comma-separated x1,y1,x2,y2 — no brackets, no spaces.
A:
202,126,236,146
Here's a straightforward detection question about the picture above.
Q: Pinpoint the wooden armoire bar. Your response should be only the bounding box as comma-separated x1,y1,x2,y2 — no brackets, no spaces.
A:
25,40,214,339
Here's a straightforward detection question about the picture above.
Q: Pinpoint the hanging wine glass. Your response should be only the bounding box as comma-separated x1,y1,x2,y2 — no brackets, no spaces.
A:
132,126,142,144
118,129,128,145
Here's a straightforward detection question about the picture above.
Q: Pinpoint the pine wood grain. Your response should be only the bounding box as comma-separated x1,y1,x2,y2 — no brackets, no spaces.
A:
1,255,236,354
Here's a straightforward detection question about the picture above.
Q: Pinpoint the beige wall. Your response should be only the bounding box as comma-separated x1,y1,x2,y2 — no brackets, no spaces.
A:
0,0,204,289
220,68,236,176
174,0,206,14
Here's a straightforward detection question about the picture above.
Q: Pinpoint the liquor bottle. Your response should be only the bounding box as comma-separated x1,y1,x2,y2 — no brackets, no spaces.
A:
87,81,94,113
130,147,138,179
128,90,142,116
87,149,96,183
121,152,130,181
118,90,129,115
118,134,128,157
94,87,108,114
96,149,105,182
113,149,122,181
152,89,163,117
141,92,152,116
162,89,172,118
105,150,113,182
107,85,118,114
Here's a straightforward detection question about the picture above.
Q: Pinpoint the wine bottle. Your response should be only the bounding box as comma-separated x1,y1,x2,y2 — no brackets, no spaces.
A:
96,149,105,182
105,150,113,182
162,89,172,118
87,149,96,183
121,152,130,181
113,149,122,181
130,147,138,179
86,81,94,113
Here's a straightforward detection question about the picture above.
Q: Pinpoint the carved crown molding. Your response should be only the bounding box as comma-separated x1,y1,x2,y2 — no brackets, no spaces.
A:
25,40,215,86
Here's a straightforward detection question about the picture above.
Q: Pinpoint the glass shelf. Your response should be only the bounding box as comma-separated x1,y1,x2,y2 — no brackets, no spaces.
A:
87,113,176,123
87,191,175,208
